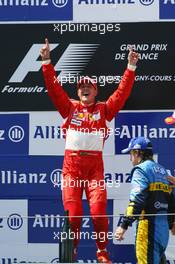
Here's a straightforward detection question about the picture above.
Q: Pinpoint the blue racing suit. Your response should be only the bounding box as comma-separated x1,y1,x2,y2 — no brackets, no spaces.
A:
121,160,175,264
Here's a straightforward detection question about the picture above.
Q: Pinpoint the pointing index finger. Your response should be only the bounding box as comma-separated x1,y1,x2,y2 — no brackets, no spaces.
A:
45,38,49,48
128,45,133,53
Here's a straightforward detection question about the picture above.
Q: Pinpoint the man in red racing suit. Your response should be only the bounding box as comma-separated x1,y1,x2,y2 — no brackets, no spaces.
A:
40,39,139,263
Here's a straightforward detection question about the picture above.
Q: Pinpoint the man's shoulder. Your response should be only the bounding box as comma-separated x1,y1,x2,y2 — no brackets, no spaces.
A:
133,160,154,174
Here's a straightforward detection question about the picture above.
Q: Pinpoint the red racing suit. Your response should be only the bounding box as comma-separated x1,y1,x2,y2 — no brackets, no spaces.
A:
42,63,135,250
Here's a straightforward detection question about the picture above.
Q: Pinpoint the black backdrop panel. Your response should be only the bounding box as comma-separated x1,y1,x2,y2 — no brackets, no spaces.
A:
1,23,174,111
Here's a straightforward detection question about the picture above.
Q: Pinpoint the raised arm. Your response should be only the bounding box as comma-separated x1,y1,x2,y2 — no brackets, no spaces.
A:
40,38,73,118
105,48,139,121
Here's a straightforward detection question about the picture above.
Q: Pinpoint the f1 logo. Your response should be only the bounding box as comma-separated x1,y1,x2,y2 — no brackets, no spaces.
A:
9,43,99,82
9,44,58,83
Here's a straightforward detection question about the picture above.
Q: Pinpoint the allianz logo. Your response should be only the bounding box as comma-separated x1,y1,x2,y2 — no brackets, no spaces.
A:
0,213,23,230
33,125,63,139
32,214,62,228
115,125,175,139
0,0,68,8
0,169,62,185
7,213,23,230
32,215,91,229
105,172,131,183
139,0,154,6
0,126,24,142
78,0,154,6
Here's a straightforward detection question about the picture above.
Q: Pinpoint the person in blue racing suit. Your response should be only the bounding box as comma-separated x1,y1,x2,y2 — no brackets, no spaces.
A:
115,137,175,264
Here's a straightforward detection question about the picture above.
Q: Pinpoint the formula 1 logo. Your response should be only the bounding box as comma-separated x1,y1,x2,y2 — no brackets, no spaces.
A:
52,0,68,8
139,0,154,5
9,43,99,82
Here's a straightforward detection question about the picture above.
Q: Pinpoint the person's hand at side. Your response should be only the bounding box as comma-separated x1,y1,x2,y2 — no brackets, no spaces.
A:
171,222,175,235
40,38,50,61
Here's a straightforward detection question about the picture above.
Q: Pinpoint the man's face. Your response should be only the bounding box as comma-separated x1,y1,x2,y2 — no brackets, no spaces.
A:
78,83,97,104
130,150,141,166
